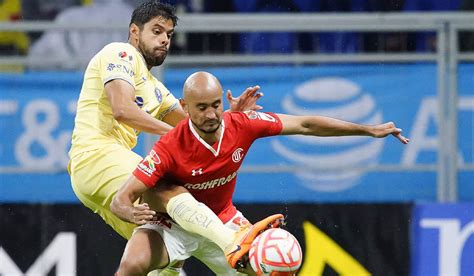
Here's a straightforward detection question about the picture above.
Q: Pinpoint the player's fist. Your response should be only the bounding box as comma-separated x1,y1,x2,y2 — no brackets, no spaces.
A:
130,203,156,225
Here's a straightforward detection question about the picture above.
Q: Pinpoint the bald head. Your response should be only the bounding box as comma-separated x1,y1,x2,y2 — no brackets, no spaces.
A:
180,71,224,135
183,71,223,101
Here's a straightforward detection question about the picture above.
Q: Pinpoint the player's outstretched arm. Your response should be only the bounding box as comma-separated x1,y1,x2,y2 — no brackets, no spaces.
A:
110,175,156,225
278,114,410,144
227,85,264,111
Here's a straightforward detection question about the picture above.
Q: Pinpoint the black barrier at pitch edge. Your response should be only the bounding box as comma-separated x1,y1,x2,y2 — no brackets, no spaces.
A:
0,203,411,275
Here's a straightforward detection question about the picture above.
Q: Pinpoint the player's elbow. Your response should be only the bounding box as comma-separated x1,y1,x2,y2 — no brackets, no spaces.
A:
112,108,128,121
299,121,315,136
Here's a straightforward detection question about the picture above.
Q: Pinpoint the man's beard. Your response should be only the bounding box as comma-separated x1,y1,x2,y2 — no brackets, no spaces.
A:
143,51,167,67
138,43,167,67
192,119,221,134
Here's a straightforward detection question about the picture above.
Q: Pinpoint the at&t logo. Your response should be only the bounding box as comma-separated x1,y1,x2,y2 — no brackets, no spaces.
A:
272,77,384,192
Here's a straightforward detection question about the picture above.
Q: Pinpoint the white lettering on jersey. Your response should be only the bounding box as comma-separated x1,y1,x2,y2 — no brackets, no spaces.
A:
244,110,259,119
138,162,154,176
256,112,276,122
244,111,277,122
184,172,237,190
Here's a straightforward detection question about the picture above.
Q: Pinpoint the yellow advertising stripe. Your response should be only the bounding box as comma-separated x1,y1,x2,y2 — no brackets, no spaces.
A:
298,221,371,276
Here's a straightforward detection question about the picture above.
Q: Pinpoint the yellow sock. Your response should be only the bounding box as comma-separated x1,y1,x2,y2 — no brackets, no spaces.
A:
166,193,234,252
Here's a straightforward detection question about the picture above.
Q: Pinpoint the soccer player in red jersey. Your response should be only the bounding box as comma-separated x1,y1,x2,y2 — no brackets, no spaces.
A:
68,1,264,274
111,71,409,275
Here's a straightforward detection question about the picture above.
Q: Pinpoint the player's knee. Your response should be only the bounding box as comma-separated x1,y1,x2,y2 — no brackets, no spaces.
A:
118,255,150,276
143,183,189,212
155,182,189,196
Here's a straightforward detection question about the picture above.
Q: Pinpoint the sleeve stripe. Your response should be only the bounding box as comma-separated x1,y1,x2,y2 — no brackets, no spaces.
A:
157,102,179,120
103,76,135,88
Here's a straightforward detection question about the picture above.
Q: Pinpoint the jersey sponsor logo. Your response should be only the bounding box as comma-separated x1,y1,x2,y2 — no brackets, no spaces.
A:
117,51,134,64
105,63,135,77
118,51,127,58
232,148,244,163
155,87,162,104
106,63,115,71
139,149,161,176
256,112,277,122
184,171,237,190
191,168,203,176
147,149,161,166
244,110,277,122
118,51,133,62
244,110,258,120
138,162,154,176
231,216,250,227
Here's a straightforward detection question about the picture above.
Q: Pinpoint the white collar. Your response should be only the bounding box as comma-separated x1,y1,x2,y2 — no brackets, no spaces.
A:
188,117,225,157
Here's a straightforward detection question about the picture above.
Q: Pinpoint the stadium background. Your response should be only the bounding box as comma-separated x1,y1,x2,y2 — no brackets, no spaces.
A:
0,0,473,275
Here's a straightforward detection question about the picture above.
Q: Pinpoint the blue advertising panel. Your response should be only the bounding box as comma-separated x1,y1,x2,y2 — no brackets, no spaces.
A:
165,64,473,202
457,65,474,202
0,64,473,202
411,203,474,276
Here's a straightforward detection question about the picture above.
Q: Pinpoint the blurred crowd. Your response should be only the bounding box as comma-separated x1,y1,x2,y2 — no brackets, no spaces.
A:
1,0,473,70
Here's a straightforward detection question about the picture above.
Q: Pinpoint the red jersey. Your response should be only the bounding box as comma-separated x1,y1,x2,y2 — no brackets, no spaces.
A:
133,111,282,223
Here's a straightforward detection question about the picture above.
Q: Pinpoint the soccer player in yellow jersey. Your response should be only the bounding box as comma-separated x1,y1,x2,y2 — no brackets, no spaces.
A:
68,1,263,275
68,1,181,242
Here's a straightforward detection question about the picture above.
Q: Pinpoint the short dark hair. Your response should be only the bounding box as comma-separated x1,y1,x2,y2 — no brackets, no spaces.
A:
130,1,178,28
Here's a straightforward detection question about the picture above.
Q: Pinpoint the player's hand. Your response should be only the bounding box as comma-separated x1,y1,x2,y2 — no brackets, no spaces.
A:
371,122,410,144
227,85,264,112
130,203,156,225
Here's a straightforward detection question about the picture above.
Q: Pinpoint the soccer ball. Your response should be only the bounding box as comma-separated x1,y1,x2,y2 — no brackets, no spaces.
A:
249,228,302,275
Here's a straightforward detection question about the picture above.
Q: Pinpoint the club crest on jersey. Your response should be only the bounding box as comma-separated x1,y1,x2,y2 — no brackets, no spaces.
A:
135,96,144,107
232,148,244,163
155,87,163,104
192,168,203,176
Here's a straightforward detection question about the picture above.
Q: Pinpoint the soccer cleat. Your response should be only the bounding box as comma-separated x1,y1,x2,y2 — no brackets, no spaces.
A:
225,213,285,269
